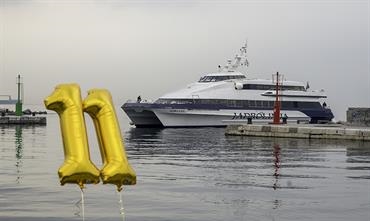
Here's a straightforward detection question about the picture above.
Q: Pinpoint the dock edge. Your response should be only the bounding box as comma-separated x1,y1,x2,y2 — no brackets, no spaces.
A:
225,124,370,141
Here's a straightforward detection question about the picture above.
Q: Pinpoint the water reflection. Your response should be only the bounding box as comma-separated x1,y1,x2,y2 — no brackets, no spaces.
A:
272,199,282,210
345,143,370,179
125,128,370,189
0,124,47,184
123,127,370,220
126,127,164,142
15,125,24,184
125,128,310,190
0,122,367,221
272,144,281,190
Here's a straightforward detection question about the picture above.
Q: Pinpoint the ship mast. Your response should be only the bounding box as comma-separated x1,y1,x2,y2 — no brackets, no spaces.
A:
220,41,249,72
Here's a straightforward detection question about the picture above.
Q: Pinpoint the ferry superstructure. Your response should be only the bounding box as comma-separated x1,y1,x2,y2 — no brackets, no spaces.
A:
122,43,334,127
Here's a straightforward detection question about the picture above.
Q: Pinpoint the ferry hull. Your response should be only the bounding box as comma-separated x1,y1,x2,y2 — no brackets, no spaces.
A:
122,102,333,128
153,109,311,127
122,103,163,127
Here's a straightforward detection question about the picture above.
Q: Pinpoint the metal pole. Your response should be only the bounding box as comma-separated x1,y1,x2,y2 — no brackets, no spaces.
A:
273,72,280,124
15,74,22,116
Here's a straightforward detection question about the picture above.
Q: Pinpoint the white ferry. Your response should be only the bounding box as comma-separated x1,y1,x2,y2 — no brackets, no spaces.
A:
122,43,334,127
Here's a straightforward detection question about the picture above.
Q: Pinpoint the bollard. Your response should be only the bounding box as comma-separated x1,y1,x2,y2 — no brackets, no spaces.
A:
247,117,252,124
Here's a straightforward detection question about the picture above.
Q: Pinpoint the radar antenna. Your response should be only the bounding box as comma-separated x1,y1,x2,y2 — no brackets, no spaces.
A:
221,41,249,72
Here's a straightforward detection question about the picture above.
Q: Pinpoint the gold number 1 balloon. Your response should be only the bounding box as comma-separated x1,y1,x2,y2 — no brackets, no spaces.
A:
83,89,136,191
44,84,100,188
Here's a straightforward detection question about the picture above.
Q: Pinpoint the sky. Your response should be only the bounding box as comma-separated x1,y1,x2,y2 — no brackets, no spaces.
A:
0,0,369,121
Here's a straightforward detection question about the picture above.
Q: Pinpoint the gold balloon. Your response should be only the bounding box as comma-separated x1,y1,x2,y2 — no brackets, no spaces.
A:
44,84,100,188
83,89,136,191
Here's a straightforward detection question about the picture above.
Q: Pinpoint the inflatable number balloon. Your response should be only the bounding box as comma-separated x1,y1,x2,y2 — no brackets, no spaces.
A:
44,84,100,188
83,89,136,191
45,84,136,191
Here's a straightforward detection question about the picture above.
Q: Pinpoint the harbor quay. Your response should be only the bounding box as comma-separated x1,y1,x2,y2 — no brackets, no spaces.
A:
225,124,370,141
0,115,46,125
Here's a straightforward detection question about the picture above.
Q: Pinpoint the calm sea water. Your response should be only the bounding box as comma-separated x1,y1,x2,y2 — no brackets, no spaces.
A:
1,111,369,221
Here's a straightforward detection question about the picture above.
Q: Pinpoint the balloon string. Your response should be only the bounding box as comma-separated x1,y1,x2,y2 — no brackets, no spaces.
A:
118,189,125,221
81,188,85,221
74,198,81,217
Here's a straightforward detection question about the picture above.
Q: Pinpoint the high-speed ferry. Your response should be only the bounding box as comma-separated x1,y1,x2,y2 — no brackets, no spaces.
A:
122,43,334,127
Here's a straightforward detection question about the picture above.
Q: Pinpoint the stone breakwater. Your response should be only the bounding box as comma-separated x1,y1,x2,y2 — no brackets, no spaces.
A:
225,124,370,141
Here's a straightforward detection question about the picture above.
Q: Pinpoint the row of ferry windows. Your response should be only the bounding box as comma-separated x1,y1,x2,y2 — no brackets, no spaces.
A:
197,76,306,92
199,75,246,82
242,84,306,91
155,99,321,108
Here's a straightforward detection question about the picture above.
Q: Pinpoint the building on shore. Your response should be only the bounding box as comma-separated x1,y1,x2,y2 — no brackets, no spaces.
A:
347,107,370,127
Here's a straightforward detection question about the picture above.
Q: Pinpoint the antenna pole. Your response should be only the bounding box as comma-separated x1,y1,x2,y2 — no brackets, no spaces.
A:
221,42,249,72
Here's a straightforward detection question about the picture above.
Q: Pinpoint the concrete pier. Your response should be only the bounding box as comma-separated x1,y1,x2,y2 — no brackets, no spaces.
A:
0,116,46,125
225,124,370,141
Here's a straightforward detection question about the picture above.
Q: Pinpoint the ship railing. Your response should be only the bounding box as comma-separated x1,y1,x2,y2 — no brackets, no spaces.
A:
127,99,153,104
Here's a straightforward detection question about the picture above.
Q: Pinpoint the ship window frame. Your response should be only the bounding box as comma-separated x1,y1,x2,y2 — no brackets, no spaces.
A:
198,75,246,83
242,84,305,91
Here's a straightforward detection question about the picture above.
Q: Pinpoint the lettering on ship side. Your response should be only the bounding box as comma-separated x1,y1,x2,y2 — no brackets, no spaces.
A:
232,112,288,120
169,109,186,113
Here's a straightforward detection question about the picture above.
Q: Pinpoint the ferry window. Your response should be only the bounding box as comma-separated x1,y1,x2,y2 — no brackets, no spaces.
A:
199,75,246,82
243,84,273,90
255,100,261,107
155,99,169,104
199,76,210,82
282,86,305,91
248,100,256,107
221,100,228,106
235,100,243,107
228,100,236,107
298,102,321,108
242,100,248,107
281,101,321,109
242,84,305,91
281,101,293,108
243,84,250,89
